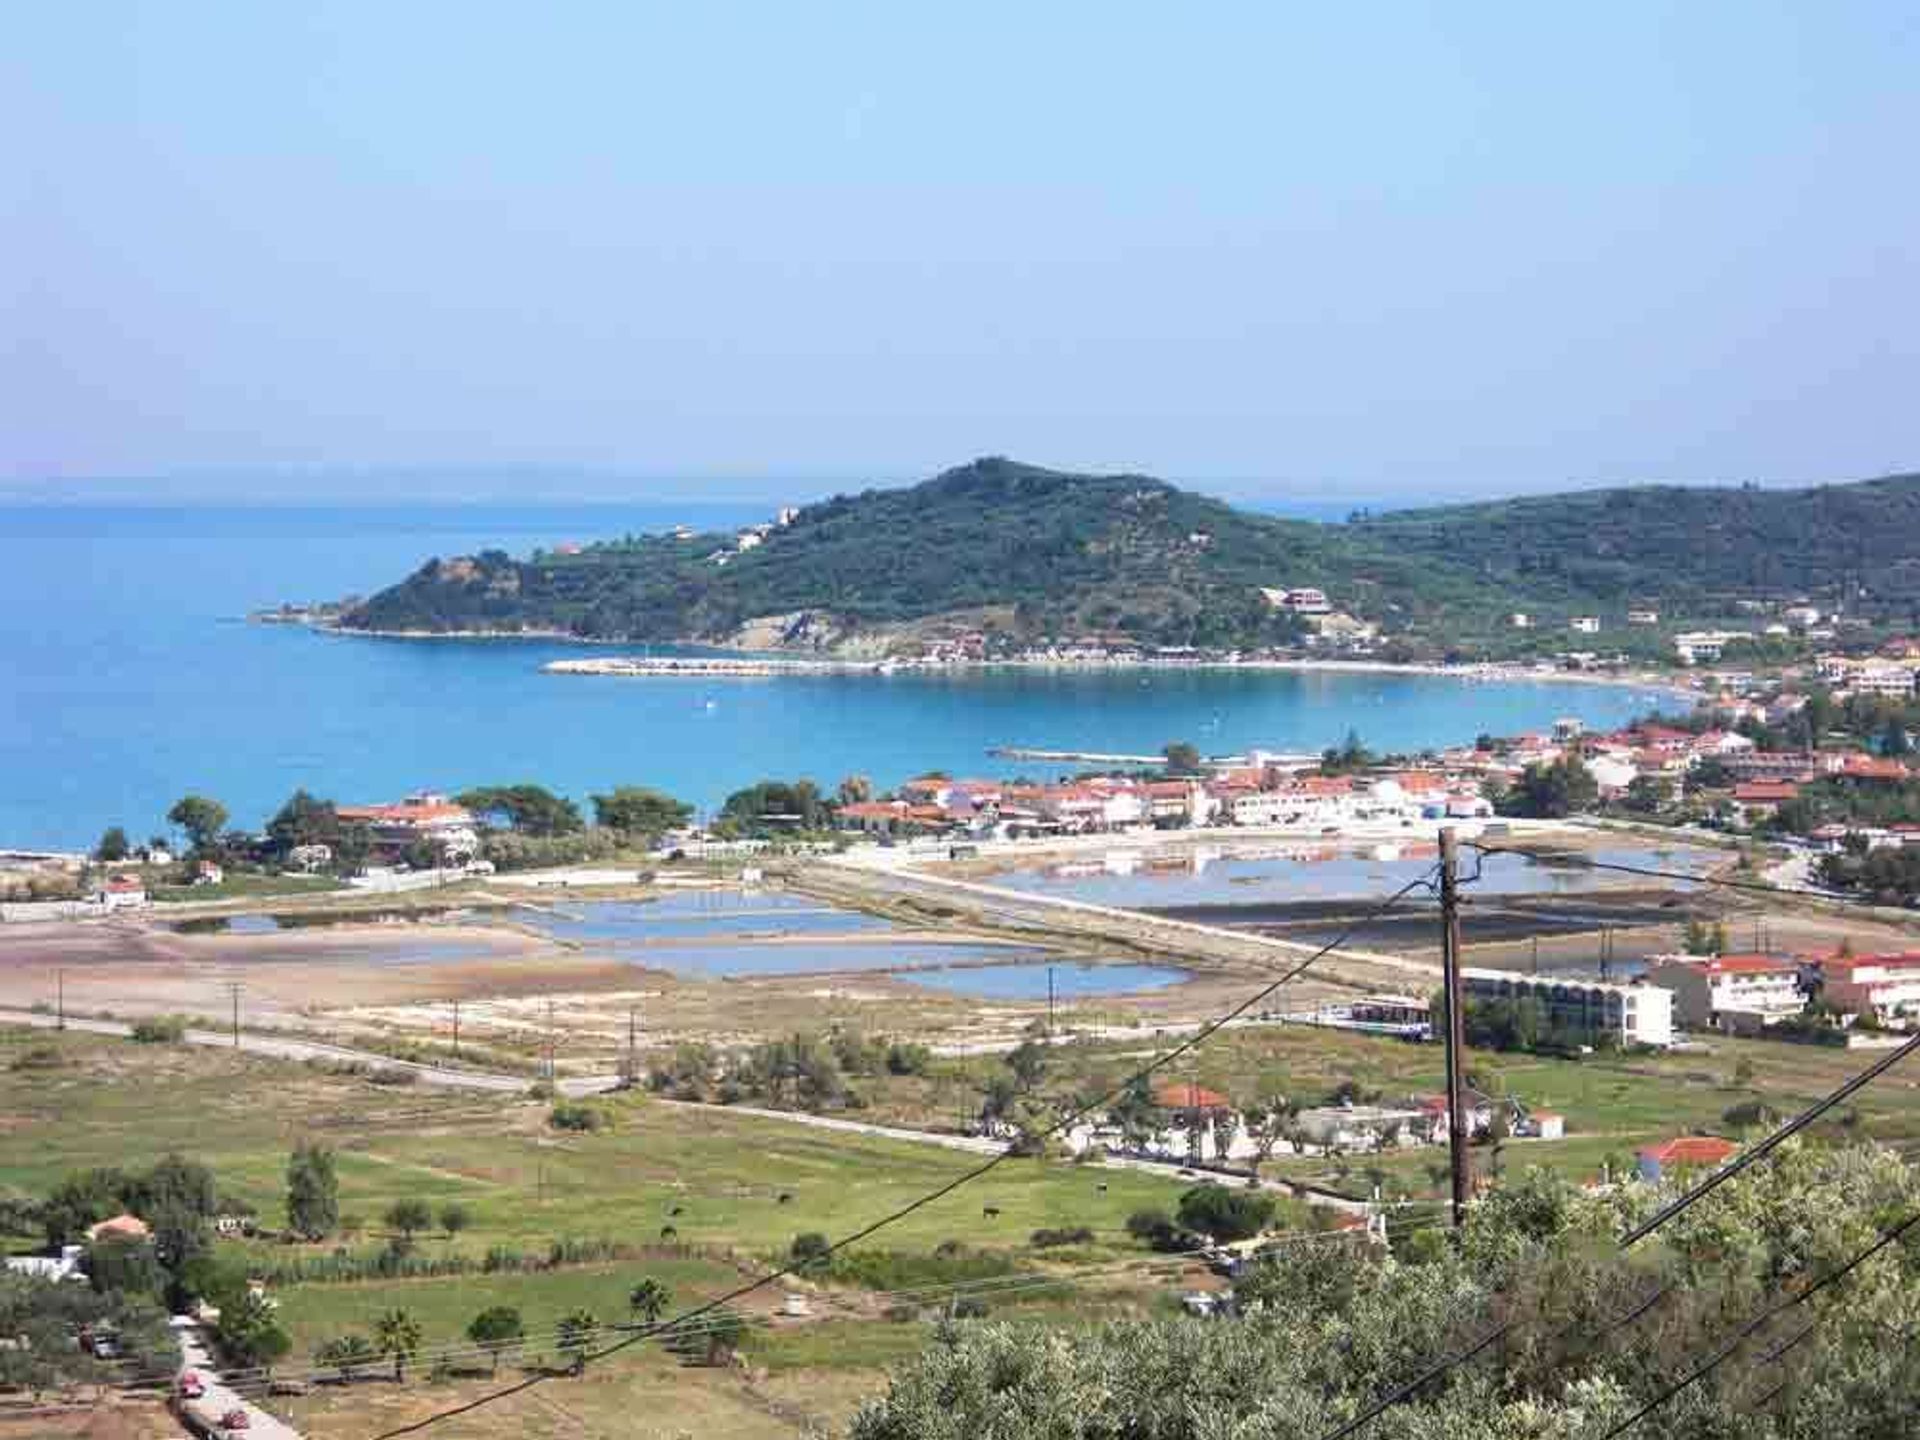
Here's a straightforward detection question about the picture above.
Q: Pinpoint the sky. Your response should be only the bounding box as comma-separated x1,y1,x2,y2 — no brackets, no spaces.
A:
6,2,1919,505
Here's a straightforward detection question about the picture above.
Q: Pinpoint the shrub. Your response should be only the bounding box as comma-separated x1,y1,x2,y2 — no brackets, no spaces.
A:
549,1102,606,1132
789,1232,832,1269
1030,1226,1096,1249
1126,1208,1174,1242
368,1065,419,1087
129,1016,186,1044
11,1044,66,1071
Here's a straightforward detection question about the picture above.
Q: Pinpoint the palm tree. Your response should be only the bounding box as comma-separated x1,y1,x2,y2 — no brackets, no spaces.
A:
556,1308,598,1375
317,1333,377,1383
374,1309,422,1382
628,1278,671,1329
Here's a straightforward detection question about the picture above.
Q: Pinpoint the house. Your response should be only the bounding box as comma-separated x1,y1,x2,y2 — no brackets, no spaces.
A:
1509,613,1533,629
1519,1109,1565,1141
1644,953,1804,1031
1818,952,1920,1026
335,793,479,864
192,859,225,886
1627,608,1660,625
1151,1081,1231,1114
85,1214,151,1244
1294,1102,1437,1151
1569,617,1601,634
96,873,147,911
4,1243,85,1282
1673,631,1748,665
1260,586,1333,615
1461,969,1675,1047
1732,780,1800,821
1637,1136,1738,1182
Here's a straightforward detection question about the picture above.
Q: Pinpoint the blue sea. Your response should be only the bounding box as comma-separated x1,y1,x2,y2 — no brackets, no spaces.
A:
0,503,1667,851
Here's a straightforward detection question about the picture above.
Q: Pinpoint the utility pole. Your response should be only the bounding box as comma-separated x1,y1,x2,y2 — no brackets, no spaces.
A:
1438,828,1471,1231
450,999,460,1057
546,997,557,1082
627,1004,640,1085
1046,965,1056,1038
56,970,65,1031
226,981,242,1048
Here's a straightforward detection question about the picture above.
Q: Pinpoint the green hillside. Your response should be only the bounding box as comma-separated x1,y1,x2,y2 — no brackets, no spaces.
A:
339,458,1920,654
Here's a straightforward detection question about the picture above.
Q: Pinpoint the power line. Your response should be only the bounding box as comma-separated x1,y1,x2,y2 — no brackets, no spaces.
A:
1599,1208,1920,1438
1316,997,1920,1437
1467,841,1894,910
367,868,1443,1439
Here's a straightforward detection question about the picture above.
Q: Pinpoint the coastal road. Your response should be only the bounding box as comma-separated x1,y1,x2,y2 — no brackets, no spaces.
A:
0,1008,623,1097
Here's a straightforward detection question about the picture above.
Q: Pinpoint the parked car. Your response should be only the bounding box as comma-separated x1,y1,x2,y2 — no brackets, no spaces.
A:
220,1408,251,1431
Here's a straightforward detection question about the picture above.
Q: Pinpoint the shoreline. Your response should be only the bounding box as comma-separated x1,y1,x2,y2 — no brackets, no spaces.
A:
289,619,1696,699
541,650,1694,698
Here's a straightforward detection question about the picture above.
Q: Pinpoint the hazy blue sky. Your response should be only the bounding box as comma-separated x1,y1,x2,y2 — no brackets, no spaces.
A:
7,3,1918,504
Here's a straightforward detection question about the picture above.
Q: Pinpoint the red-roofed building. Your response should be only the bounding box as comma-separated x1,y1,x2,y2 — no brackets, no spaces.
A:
335,792,478,863
1637,1136,1738,1181
1819,952,1920,1024
1832,754,1911,783
96,873,148,911
86,1213,151,1243
1646,953,1804,1030
1151,1081,1231,1113
1732,780,1800,819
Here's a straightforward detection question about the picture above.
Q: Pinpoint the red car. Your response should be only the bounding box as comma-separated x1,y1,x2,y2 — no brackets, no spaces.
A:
178,1371,206,1398
220,1408,250,1431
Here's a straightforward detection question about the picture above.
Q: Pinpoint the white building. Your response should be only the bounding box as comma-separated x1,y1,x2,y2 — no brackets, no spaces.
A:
1673,631,1749,666
1261,586,1333,615
1510,613,1533,629
1644,954,1804,1030
1462,969,1675,1048
1626,608,1660,625
1821,953,1920,1025
1569,616,1601,634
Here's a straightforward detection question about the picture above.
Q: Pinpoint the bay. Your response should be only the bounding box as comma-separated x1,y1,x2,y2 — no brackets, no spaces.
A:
0,503,1665,851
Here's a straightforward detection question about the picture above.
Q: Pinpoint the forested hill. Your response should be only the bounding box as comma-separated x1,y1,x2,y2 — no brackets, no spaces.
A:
1353,473,1920,614
339,459,1920,653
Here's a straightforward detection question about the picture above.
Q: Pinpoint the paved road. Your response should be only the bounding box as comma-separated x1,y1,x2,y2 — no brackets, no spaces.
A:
176,1320,304,1438
0,1009,622,1097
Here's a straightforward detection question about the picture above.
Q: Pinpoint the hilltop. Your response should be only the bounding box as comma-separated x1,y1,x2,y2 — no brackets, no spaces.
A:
339,458,1920,656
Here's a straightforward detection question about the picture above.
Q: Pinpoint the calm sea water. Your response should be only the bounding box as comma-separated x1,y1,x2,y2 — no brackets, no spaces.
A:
0,504,1666,851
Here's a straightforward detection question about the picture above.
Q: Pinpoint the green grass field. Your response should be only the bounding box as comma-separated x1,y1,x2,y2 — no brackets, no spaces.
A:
0,1029,1200,1249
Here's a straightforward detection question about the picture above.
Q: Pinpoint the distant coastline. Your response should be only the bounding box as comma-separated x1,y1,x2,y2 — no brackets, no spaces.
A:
277,617,1694,698
536,650,1695,699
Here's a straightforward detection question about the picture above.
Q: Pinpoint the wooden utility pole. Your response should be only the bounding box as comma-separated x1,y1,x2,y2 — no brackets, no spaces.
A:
1046,965,1056,1038
450,999,460,1056
625,1005,639,1085
1438,829,1471,1230
56,970,65,1031
545,998,557,1081
226,981,242,1048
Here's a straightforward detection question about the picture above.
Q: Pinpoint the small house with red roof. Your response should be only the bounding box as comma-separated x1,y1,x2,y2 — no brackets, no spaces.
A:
1637,1136,1738,1182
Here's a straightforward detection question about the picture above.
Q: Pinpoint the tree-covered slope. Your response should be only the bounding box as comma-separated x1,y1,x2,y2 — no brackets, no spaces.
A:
1355,473,1920,612
339,459,1920,650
